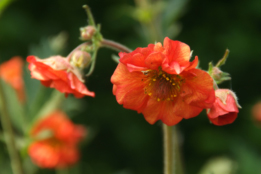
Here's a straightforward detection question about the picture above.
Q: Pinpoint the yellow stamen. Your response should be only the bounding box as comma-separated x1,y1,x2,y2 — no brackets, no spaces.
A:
166,77,169,81
148,93,152,96
157,98,160,102
153,79,156,81
172,83,175,85
174,94,177,97
167,98,170,101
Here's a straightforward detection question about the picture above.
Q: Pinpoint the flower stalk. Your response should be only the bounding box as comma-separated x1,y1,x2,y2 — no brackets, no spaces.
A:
0,80,24,174
163,124,183,174
101,39,132,53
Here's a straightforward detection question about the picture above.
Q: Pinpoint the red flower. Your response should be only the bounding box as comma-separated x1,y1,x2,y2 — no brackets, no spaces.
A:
27,55,95,98
207,89,240,126
28,110,86,168
111,37,215,126
0,57,25,102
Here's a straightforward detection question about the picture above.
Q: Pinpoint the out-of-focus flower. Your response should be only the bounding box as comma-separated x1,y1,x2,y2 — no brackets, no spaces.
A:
28,110,86,168
0,56,25,102
207,89,240,126
111,37,215,126
27,55,95,98
252,101,261,125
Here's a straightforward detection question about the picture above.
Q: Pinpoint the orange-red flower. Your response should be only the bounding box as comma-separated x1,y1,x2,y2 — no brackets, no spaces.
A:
0,57,25,102
111,37,215,126
28,110,86,168
207,89,240,126
27,55,95,98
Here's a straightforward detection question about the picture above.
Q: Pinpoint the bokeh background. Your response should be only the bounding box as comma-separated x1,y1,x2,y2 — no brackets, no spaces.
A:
0,0,261,174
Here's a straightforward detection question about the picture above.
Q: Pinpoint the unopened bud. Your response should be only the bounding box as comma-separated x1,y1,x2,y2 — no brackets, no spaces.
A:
80,26,96,40
210,66,231,84
71,50,91,69
212,67,223,80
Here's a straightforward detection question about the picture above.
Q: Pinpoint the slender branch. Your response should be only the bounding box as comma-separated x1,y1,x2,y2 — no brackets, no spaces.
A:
86,49,98,77
163,124,184,174
0,80,24,174
101,39,132,53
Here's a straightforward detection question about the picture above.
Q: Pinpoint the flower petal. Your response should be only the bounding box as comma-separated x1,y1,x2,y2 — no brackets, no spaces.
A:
180,69,215,108
111,63,148,111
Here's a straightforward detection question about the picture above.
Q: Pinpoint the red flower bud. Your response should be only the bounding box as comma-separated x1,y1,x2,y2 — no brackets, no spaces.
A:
207,89,240,126
80,26,96,40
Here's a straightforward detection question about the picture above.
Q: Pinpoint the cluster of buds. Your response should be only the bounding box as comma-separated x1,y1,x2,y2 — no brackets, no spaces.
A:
206,49,241,126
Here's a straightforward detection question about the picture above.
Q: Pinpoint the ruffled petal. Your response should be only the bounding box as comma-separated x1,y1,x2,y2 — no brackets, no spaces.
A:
172,96,203,119
162,37,191,74
160,101,183,125
180,69,215,108
68,73,95,98
145,52,164,70
111,63,148,111
142,99,162,124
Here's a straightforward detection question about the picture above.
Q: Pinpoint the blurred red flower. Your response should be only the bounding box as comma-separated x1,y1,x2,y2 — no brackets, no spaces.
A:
207,89,240,126
28,110,86,168
252,101,261,125
0,57,25,102
27,55,95,98
111,37,215,126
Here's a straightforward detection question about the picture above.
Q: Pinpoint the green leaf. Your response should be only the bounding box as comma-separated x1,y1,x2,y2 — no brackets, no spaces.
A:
0,0,13,16
0,80,26,134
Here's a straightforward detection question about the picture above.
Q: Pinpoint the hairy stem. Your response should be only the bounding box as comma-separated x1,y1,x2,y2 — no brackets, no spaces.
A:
163,124,183,174
101,39,132,53
0,80,24,174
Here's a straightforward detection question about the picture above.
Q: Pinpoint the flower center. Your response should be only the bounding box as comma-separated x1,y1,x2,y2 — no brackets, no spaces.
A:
142,68,184,102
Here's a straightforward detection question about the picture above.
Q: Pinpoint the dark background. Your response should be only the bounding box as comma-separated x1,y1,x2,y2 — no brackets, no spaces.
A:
1,0,261,174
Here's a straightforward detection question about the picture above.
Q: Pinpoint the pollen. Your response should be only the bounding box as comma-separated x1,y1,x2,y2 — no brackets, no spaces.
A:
142,68,184,102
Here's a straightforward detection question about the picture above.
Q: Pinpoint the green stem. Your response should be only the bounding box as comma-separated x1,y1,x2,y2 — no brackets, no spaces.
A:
86,48,98,77
0,80,24,174
101,39,132,53
163,124,183,174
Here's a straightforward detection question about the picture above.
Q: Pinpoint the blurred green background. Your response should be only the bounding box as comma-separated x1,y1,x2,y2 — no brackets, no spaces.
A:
1,0,261,174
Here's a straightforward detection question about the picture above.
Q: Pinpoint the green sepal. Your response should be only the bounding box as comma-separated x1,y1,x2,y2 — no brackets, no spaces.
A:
216,49,229,67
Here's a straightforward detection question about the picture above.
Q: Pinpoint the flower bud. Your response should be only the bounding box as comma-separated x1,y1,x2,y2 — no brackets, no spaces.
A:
80,26,96,40
71,50,91,69
207,89,241,126
210,66,231,84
